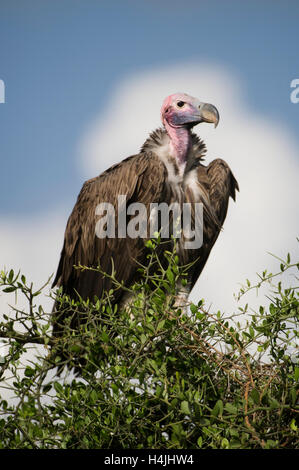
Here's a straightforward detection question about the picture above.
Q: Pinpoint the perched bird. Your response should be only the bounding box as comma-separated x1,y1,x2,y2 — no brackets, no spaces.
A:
52,93,238,336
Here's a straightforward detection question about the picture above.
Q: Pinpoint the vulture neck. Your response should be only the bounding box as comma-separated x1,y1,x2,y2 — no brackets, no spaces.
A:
164,122,191,166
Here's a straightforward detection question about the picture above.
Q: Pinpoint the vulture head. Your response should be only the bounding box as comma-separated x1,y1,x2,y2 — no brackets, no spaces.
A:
161,93,219,130
160,93,219,164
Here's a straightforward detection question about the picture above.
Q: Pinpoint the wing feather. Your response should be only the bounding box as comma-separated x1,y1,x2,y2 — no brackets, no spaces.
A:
189,158,239,288
52,152,166,302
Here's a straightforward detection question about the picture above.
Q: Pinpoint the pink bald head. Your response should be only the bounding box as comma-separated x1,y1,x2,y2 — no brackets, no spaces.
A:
160,93,191,125
160,92,219,129
159,93,219,164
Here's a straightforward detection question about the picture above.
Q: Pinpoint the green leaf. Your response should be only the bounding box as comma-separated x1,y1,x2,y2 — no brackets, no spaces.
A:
24,367,35,378
2,286,17,293
101,331,109,343
166,268,174,284
140,334,147,344
249,325,255,339
250,388,260,405
269,303,276,315
212,400,223,417
265,440,278,449
145,240,154,249
190,304,197,314
89,390,98,403
290,418,297,432
54,382,63,395
221,438,229,449
225,403,238,414
8,269,14,283
69,344,82,353
42,384,52,394
157,320,165,332
269,397,280,409
181,400,190,415
111,384,118,395
290,388,297,406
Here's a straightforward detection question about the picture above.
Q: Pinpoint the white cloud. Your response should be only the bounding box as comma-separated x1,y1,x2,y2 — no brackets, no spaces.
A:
78,62,299,313
0,209,67,317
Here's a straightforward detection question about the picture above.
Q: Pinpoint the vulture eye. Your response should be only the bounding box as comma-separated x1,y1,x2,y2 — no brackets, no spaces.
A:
176,101,185,108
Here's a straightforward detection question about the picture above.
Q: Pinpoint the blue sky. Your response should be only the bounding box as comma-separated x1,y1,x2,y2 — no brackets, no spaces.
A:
0,0,298,216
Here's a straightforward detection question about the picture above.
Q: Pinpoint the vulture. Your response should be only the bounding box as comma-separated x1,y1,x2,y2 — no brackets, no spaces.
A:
52,93,238,338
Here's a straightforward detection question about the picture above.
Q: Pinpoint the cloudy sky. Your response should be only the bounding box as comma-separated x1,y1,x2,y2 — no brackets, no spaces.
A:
0,0,298,318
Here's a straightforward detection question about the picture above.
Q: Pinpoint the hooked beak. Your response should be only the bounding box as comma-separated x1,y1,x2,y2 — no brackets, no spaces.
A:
198,102,220,128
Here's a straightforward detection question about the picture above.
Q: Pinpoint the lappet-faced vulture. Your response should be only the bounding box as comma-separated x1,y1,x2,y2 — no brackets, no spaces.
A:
52,93,238,336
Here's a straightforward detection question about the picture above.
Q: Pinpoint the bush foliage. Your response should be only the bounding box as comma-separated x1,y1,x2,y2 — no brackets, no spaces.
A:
0,241,298,449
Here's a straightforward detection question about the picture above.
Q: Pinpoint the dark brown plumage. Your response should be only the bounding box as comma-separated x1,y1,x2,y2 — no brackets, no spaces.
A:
52,93,238,342
52,151,167,304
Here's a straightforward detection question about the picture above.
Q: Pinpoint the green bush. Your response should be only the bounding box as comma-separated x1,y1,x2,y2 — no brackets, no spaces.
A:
0,242,298,449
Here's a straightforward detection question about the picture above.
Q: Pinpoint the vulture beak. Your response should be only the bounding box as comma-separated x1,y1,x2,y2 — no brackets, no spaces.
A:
198,102,220,128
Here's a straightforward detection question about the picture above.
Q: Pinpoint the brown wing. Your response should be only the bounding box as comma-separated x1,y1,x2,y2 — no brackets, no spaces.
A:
52,152,166,306
190,158,239,287
206,158,239,223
